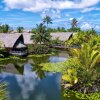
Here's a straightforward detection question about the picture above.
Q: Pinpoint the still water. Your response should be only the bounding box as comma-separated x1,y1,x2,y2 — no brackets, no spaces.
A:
0,51,69,100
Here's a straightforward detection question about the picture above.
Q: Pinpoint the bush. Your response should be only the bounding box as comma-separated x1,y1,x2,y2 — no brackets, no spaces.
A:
62,89,100,100
0,82,9,100
28,45,52,54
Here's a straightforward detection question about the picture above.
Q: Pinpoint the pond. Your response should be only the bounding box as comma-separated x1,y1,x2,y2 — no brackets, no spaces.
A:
0,50,69,100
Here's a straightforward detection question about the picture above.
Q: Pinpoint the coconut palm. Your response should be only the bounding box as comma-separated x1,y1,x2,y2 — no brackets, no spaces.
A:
42,15,52,28
31,23,51,44
71,18,78,29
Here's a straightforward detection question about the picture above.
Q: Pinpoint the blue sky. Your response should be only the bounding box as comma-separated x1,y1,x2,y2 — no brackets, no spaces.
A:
0,0,100,31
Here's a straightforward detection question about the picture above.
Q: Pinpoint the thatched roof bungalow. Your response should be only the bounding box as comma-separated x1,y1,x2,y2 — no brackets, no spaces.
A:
0,33,28,56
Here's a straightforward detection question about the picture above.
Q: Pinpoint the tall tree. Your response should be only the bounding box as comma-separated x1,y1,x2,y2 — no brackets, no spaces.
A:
31,23,51,44
42,15,52,28
71,18,78,29
0,24,10,33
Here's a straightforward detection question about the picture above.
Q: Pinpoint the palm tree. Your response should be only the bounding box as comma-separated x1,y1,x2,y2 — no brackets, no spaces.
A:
0,24,10,33
17,27,24,33
42,15,52,28
71,18,78,29
31,23,51,44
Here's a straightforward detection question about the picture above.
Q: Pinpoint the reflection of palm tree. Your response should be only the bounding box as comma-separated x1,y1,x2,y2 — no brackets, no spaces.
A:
30,56,49,79
32,64,45,79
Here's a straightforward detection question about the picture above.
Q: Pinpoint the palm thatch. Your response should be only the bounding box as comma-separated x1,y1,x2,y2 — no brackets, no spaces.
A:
0,33,22,48
51,32,75,41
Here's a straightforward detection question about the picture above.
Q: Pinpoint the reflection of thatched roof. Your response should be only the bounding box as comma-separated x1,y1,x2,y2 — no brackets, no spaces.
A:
0,33,21,48
3,64,24,75
51,32,74,41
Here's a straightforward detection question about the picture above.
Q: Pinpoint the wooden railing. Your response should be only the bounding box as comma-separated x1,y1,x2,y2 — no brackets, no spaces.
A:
9,50,28,56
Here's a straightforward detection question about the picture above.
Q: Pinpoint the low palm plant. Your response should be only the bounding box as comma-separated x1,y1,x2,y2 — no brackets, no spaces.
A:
69,43,100,93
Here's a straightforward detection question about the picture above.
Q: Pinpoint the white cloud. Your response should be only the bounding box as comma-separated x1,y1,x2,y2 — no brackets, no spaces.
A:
41,9,61,19
3,0,100,12
69,18,74,21
81,7,100,13
95,25,100,31
81,22,92,30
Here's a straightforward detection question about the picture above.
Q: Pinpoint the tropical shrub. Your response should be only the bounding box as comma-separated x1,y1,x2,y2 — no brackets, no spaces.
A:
62,89,100,100
30,45,52,54
50,37,64,46
66,43,100,93
65,30,98,47
0,82,9,100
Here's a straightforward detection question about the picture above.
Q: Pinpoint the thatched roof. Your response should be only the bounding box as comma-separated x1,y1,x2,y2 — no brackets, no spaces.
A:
51,32,74,41
21,33,33,44
0,33,22,48
0,33,33,48
0,32,75,48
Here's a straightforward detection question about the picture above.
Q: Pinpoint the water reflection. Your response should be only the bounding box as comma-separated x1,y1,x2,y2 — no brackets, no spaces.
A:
0,64,61,100
0,50,69,100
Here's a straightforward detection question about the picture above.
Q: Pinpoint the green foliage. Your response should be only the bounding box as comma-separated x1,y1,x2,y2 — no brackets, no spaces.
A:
17,26,24,33
31,23,51,44
62,69,78,85
67,27,80,32
51,37,64,46
0,24,10,33
65,30,98,47
0,82,9,100
29,45,52,54
62,89,100,100
41,62,65,72
66,43,100,93
41,57,80,73
48,27,67,32
0,42,5,58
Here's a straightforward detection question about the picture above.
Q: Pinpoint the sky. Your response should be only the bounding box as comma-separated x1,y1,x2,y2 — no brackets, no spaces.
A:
0,0,100,31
